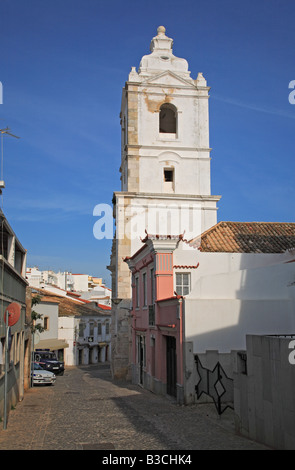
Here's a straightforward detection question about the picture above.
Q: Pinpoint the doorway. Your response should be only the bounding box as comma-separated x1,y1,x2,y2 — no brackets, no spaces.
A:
166,336,177,397
138,335,145,386
78,348,83,365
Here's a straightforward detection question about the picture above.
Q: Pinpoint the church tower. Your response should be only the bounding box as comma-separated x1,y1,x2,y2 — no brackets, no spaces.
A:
108,26,221,380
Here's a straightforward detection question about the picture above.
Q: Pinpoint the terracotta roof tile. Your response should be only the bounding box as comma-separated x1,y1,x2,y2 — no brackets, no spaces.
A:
173,264,199,269
189,221,295,253
32,288,110,317
97,304,111,310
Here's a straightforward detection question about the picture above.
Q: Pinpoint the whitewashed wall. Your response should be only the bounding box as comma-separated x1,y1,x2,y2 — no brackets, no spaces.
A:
183,258,295,353
35,301,59,340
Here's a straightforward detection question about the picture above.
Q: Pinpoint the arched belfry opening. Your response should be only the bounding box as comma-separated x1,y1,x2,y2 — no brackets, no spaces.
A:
159,103,177,134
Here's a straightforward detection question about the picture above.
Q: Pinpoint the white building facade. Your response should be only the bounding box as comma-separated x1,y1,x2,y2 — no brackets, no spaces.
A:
26,269,111,304
33,289,111,367
26,268,74,291
78,284,111,307
59,314,111,366
33,298,68,362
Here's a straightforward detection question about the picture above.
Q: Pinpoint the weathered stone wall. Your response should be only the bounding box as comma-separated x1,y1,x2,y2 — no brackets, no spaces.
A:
234,335,295,449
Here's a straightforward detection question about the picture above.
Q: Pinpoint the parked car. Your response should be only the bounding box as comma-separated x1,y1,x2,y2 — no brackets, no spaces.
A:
32,362,56,386
34,349,64,375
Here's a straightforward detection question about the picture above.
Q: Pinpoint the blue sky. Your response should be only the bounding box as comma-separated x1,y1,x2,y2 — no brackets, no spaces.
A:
1,0,294,287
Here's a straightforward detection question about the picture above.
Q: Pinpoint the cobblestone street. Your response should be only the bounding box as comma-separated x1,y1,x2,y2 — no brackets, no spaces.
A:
0,363,268,451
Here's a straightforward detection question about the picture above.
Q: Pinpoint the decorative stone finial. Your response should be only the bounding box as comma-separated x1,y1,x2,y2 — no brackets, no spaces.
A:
150,26,172,53
157,26,166,35
196,72,207,87
139,26,190,78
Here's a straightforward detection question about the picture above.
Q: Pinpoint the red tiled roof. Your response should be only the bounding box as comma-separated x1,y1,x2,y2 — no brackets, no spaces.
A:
97,304,111,310
157,294,183,303
32,288,110,317
189,221,295,253
91,296,110,300
142,233,183,242
39,297,60,304
66,292,81,298
173,264,199,269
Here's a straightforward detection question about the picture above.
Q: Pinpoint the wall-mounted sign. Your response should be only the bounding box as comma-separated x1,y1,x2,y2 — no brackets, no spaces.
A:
4,302,21,326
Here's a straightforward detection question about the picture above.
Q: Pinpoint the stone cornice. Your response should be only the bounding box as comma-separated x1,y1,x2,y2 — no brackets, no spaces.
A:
114,191,221,202
125,144,212,151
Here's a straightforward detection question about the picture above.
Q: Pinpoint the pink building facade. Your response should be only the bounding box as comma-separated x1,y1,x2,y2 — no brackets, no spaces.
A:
125,235,185,402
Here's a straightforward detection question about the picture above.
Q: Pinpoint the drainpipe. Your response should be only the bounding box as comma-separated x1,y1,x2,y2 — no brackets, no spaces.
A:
183,299,188,405
3,314,9,429
178,297,184,404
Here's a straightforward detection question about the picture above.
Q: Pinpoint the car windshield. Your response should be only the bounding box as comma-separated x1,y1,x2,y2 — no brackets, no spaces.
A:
34,363,44,370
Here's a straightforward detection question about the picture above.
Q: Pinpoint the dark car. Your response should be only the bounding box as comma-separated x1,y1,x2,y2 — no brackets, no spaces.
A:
34,349,64,375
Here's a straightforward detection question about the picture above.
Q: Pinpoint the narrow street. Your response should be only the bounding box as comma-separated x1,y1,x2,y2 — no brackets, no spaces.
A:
0,363,267,451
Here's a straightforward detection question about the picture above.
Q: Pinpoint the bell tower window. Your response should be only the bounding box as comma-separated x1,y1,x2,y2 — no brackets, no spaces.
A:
159,104,177,134
163,167,175,192
164,169,174,182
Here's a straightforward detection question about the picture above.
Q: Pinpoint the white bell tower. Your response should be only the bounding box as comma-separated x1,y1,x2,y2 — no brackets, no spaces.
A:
108,26,221,379
120,26,219,241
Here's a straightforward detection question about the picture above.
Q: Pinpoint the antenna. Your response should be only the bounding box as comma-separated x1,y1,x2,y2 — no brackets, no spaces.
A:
0,127,20,191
